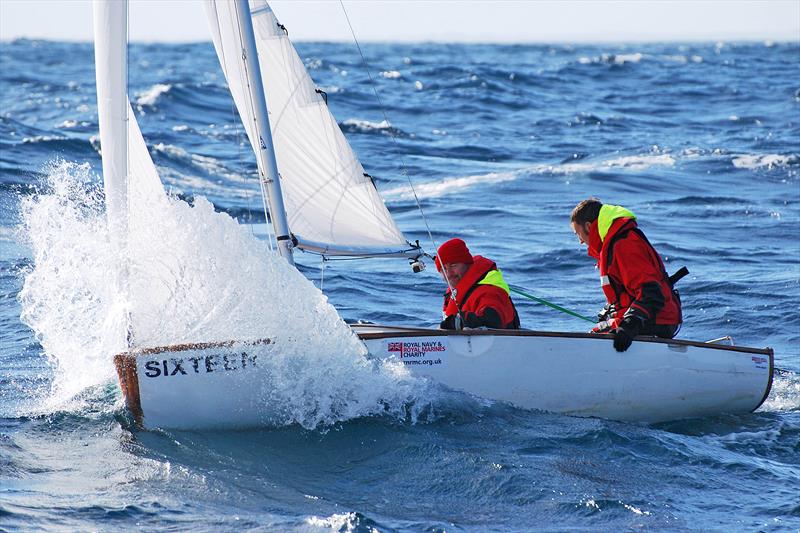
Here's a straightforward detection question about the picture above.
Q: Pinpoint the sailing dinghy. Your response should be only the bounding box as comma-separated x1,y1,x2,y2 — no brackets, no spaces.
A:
96,0,774,430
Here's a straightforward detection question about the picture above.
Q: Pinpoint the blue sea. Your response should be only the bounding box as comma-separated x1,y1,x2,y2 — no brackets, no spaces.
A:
1,36,799,532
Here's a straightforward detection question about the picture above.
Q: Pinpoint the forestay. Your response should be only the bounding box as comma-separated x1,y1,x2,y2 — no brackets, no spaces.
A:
204,0,415,257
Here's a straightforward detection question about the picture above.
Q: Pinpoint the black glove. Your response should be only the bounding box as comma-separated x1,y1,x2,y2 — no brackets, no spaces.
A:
463,308,503,329
613,315,642,352
439,315,456,330
463,312,483,328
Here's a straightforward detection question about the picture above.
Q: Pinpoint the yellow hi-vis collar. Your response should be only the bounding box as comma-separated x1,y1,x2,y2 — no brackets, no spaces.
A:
598,204,636,241
478,269,510,294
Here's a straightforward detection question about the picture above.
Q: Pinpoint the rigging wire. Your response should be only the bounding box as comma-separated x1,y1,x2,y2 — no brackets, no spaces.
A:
211,1,266,247
337,1,464,317
337,1,438,256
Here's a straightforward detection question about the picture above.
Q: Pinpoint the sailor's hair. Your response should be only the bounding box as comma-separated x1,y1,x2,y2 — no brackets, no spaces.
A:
571,198,603,224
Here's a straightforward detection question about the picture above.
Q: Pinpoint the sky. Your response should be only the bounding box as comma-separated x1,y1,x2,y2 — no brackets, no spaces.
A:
0,0,799,43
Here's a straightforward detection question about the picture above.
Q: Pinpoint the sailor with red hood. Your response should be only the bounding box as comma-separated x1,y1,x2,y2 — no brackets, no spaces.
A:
570,198,682,352
435,238,520,330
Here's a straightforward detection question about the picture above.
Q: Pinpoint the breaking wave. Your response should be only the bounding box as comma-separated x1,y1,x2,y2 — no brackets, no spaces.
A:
383,153,676,200
17,159,431,429
135,83,172,108
731,153,799,170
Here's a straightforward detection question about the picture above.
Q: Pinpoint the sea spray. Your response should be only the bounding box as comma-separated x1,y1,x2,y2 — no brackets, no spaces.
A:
18,160,430,428
18,160,124,408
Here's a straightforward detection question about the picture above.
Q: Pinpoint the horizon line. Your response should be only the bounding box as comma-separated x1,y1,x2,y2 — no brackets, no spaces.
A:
2,36,798,46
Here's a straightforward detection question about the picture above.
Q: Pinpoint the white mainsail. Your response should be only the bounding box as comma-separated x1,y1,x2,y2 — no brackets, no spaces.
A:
204,0,415,257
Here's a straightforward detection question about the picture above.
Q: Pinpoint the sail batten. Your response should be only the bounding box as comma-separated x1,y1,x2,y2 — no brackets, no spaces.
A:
204,0,411,257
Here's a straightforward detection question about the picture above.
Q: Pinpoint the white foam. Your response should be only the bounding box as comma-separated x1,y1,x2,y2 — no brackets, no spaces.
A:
384,154,676,200
18,159,430,428
664,55,689,64
305,512,360,530
380,70,402,79
18,161,121,406
581,53,644,65
21,135,66,144
612,53,643,64
622,502,651,516
555,153,675,174
341,118,392,132
759,375,800,413
135,83,172,107
731,154,799,170
383,171,518,200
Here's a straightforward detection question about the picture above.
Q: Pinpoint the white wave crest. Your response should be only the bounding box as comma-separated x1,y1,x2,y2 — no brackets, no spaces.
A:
21,135,66,144
556,154,675,173
383,171,518,200
579,53,644,65
731,154,799,170
135,83,172,107
384,154,675,200
341,118,392,132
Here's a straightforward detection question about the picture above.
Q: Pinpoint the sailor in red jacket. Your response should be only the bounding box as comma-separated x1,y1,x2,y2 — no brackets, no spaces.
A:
435,238,520,330
570,198,682,352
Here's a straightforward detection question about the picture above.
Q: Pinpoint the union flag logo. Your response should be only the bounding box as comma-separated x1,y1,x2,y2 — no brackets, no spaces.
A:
387,342,404,356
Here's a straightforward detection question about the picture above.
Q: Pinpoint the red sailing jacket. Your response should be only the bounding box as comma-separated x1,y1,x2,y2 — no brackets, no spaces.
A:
587,214,681,328
442,256,519,329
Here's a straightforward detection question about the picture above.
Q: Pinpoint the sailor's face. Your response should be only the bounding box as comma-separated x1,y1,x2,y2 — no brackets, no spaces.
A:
571,221,591,246
442,262,470,286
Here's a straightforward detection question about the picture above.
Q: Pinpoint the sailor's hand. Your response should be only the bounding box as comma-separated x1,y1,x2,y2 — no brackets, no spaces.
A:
463,312,483,329
592,319,614,333
439,315,456,330
613,327,634,351
597,303,616,322
613,315,642,352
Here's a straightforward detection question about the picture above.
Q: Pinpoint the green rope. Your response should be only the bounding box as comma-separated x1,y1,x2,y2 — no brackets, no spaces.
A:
509,286,595,323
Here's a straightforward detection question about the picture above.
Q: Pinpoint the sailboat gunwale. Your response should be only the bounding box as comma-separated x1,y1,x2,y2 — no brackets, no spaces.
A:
113,326,774,429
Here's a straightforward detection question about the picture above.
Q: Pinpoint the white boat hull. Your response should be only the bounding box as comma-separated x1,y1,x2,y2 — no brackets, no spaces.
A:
357,326,773,423
115,326,773,430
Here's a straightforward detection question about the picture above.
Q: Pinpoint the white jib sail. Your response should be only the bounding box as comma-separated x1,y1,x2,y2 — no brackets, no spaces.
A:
204,0,413,256
93,0,173,345
93,0,169,256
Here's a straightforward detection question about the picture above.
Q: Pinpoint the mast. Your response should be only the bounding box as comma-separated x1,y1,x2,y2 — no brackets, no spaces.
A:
234,0,295,265
93,0,133,345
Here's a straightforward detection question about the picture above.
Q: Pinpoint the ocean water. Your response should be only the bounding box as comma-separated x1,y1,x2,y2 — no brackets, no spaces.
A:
1,35,799,531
